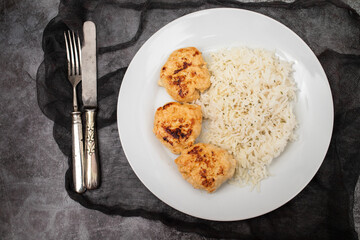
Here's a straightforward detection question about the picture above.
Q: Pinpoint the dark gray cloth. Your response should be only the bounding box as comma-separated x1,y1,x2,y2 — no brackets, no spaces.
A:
36,0,360,239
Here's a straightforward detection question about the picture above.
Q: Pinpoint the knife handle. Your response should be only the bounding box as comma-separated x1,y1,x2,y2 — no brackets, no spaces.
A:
71,111,86,193
84,108,100,189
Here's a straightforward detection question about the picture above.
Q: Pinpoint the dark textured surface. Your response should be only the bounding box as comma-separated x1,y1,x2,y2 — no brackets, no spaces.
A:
1,0,360,239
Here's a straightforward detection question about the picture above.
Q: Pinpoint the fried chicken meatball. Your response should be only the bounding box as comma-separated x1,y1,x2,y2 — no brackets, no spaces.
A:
175,143,236,193
159,47,211,102
153,102,202,154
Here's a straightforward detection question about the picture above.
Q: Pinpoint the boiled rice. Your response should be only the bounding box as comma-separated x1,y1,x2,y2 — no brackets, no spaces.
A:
195,47,297,188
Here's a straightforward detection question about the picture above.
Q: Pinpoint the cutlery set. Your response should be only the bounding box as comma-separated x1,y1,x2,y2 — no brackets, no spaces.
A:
64,21,99,193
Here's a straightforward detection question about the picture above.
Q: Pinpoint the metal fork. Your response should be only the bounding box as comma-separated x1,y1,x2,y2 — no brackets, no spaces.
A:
64,31,86,193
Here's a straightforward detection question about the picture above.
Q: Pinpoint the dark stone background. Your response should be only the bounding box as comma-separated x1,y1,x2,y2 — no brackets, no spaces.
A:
0,0,359,239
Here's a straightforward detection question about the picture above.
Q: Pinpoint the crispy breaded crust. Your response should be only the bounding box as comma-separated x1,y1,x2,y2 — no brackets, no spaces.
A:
153,102,202,154
175,143,236,193
159,47,211,102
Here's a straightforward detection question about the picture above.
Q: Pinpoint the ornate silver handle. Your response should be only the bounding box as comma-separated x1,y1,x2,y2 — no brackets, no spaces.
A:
71,111,86,193
84,108,100,189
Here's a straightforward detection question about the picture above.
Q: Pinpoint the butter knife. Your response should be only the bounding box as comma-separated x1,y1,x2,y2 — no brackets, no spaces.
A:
82,21,100,189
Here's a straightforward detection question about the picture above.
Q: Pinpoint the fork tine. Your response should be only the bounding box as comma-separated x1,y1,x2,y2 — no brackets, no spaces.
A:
64,32,71,76
68,31,75,76
77,33,82,75
72,31,79,75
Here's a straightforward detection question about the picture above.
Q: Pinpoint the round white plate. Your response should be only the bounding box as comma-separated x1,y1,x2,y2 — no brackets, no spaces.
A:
117,8,333,221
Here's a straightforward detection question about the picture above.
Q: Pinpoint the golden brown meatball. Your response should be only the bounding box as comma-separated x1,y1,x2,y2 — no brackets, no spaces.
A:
159,47,211,102
175,143,236,193
153,102,202,154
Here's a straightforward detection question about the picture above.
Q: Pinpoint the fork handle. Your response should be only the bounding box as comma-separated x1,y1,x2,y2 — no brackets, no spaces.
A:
72,111,86,193
84,108,100,189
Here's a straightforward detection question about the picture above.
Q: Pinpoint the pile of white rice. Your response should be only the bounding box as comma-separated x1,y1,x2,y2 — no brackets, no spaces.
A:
195,47,297,188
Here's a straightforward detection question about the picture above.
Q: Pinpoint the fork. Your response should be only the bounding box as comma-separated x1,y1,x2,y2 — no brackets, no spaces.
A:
64,30,86,193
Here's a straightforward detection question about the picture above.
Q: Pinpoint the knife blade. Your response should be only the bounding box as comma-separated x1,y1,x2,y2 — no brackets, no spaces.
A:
82,21,100,189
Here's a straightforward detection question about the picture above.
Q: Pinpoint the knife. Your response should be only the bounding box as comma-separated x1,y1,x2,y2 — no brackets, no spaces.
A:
82,21,100,189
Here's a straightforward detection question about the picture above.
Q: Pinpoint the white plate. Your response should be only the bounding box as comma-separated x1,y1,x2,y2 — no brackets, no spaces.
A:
117,8,333,221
